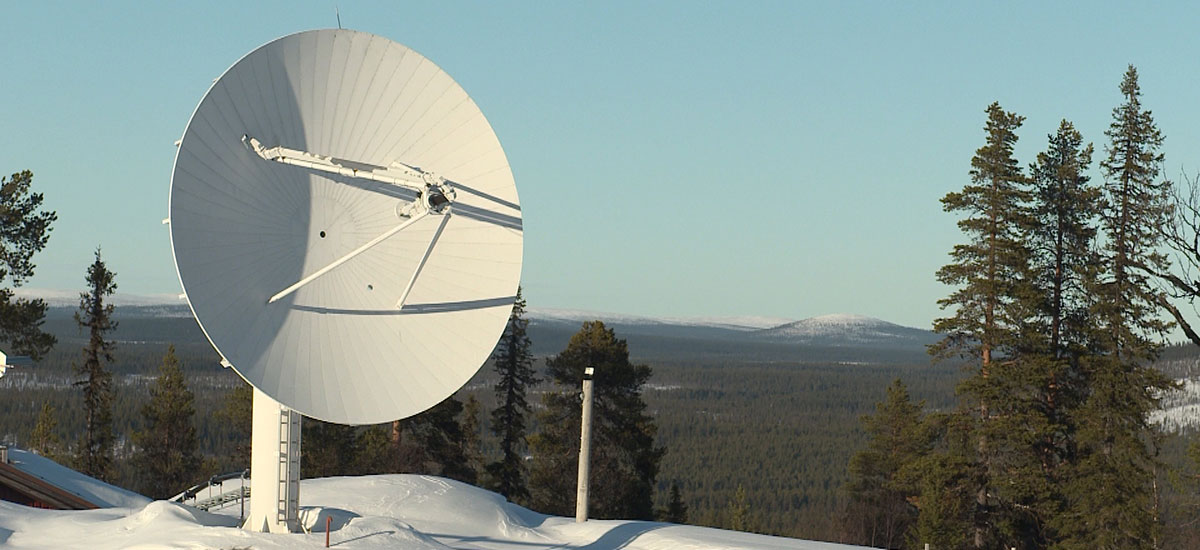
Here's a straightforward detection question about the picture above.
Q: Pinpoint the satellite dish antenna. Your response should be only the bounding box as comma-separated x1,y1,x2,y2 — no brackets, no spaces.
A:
168,29,522,532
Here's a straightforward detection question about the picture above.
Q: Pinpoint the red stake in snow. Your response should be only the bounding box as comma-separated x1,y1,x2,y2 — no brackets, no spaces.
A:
326,516,332,547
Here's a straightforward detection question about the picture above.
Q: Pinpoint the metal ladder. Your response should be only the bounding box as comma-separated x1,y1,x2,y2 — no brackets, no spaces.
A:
276,406,301,523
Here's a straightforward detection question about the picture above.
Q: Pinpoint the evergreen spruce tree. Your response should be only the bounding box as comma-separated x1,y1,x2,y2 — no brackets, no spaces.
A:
301,418,358,478
392,397,476,483
1055,65,1176,550
426,397,476,483
352,424,398,474
664,482,689,524
28,402,62,460
907,423,974,550
728,484,750,532
842,379,930,548
528,321,664,520
0,170,58,359
487,287,538,502
133,345,201,498
1097,66,1172,360
73,248,117,481
304,401,476,481
931,102,1033,548
217,382,253,467
461,394,483,481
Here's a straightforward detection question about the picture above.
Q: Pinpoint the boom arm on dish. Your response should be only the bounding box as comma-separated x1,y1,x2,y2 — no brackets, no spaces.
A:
244,135,458,306
242,135,446,194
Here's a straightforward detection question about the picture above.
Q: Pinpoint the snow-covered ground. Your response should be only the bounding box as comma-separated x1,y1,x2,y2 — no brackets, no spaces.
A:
0,474,867,550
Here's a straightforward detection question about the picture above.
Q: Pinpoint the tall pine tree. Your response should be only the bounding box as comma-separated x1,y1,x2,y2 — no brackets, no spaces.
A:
528,321,664,520
1029,120,1100,365
74,248,117,481
1056,65,1176,550
1096,65,1172,364
982,119,1104,548
0,170,58,359
134,345,201,498
931,102,1033,549
487,287,538,502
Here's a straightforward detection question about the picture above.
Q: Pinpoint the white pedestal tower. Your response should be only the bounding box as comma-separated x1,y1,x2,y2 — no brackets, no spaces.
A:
244,388,301,533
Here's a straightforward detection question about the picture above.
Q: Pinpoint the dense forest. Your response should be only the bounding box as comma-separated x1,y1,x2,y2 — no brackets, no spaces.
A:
0,300,964,536
4,303,1199,544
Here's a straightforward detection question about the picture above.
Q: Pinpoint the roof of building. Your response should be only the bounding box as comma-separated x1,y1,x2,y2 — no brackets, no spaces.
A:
0,447,150,509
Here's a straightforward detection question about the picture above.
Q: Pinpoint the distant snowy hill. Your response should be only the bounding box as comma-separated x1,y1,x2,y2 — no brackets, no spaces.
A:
527,308,936,346
751,313,939,348
0,473,869,549
526,309,936,363
527,307,794,331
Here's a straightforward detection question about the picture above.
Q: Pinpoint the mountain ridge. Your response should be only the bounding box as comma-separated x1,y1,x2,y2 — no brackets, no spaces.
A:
16,287,937,361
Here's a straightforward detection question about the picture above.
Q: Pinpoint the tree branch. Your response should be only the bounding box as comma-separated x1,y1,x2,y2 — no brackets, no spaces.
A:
1155,294,1200,347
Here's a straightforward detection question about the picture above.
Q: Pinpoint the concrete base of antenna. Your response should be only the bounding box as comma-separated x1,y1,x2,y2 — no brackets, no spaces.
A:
243,388,302,533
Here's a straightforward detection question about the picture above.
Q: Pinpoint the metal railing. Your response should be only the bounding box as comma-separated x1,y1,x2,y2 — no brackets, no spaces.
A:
172,469,250,521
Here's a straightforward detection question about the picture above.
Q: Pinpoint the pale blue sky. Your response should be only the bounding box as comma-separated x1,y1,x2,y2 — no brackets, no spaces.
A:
4,2,1200,329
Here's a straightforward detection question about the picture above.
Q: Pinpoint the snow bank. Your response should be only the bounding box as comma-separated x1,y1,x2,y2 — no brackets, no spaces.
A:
299,475,864,550
0,474,869,549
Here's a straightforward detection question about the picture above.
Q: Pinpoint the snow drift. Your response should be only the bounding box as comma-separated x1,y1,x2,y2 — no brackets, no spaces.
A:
0,474,867,549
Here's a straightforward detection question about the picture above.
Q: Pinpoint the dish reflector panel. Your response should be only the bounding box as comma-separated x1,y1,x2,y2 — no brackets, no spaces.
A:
169,29,522,424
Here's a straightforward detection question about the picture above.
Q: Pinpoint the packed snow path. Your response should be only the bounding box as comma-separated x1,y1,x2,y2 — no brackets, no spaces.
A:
0,474,867,549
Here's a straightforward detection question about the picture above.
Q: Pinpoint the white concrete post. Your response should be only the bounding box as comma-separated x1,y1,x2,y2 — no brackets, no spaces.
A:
575,366,595,523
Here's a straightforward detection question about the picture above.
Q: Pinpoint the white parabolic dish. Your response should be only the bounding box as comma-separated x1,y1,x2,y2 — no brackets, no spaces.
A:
169,29,522,425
